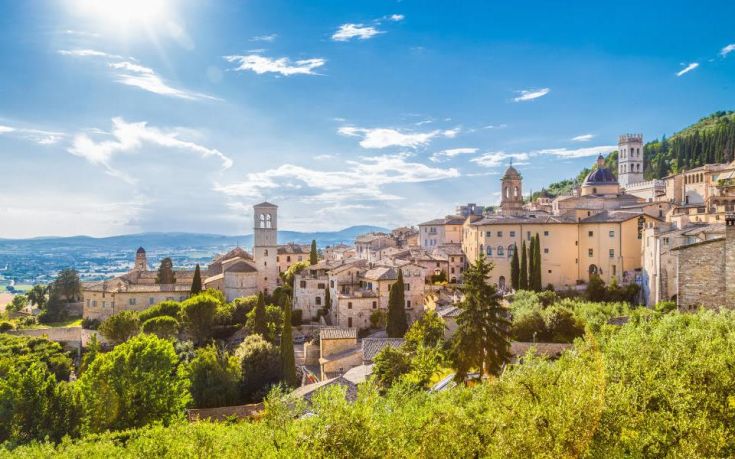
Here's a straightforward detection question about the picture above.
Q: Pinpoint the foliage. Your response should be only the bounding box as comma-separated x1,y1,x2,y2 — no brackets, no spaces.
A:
323,286,331,312
369,309,387,329
141,316,179,340
430,271,447,284
188,344,241,409
235,334,282,402
654,300,677,314
154,257,176,285
77,334,190,434
80,317,100,330
230,295,258,325
519,240,528,290
247,301,283,343
50,268,81,302
180,293,219,344
372,345,412,389
453,254,511,379
26,285,48,309
203,288,226,305
38,293,67,324
190,264,202,295
251,293,268,339
0,321,13,332
309,239,318,265
0,334,72,382
137,300,181,324
403,310,445,351
6,295,27,313
586,274,640,304
510,243,520,291
98,311,140,345
386,269,408,338
280,300,297,387
80,334,100,373
291,308,302,326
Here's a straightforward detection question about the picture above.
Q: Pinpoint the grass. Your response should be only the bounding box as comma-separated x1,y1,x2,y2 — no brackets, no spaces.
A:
15,318,82,329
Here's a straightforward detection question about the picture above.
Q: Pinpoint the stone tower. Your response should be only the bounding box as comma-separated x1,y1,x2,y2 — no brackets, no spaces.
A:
134,247,148,271
253,202,279,294
726,213,735,309
618,134,644,188
500,164,524,215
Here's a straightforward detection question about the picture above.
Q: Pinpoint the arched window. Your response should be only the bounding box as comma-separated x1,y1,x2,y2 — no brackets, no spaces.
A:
259,213,266,228
266,213,272,229
507,244,515,258
486,246,492,256
505,187,510,199
497,246,504,256
514,186,519,198
498,276,506,290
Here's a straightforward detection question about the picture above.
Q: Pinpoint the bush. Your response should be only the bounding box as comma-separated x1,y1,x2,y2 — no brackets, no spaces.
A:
142,316,179,339
543,306,585,343
16,315,39,328
511,310,546,341
231,296,258,325
654,300,677,314
81,318,101,330
99,311,141,345
189,344,241,408
235,334,282,402
370,309,387,329
291,308,303,326
181,294,220,344
0,321,14,332
138,300,181,324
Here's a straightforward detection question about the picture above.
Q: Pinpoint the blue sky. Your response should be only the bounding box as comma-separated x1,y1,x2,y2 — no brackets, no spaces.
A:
1,0,734,238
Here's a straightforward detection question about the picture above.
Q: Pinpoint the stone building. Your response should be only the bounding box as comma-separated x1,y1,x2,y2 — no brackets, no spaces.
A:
203,247,259,302
354,233,397,262
618,134,645,188
673,214,735,310
276,243,310,275
418,215,465,249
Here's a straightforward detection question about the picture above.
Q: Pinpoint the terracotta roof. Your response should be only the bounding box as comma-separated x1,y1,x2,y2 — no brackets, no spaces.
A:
320,327,357,340
419,215,466,226
224,260,258,273
362,266,399,281
362,338,404,362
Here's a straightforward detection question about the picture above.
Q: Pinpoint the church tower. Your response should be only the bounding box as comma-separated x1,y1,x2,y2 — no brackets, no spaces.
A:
253,202,279,294
134,247,148,271
500,164,524,215
618,134,644,188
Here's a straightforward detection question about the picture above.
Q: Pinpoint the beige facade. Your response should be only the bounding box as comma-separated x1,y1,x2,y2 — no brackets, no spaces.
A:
276,243,309,275
418,216,465,249
355,233,397,262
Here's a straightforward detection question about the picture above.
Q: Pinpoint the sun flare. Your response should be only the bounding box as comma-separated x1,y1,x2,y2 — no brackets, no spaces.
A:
68,0,171,31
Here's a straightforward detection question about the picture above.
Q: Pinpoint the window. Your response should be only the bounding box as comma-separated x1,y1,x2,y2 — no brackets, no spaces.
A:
264,249,268,256
507,244,515,258
286,256,291,262
588,231,594,237
510,231,516,237
497,246,504,256
348,302,352,309
128,298,136,306
405,284,410,291
315,296,321,305
609,249,615,258
612,265,617,275
300,281,306,288
588,249,594,257
317,283,325,289
544,248,549,254
543,231,549,236
330,280,334,288
497,231,503,237
406,300,412,308
348,318,353,328
372,301,377,309
486,231,492,237
527,231,531,240
149,297,155,305
609,230,615,237
486,246,493,256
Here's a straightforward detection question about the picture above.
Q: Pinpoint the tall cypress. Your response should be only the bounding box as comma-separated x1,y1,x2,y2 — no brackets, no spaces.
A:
309,240,318,265
190,264,202,295
534,234,543,291
510,243,520,291
280,296,297,387
324,286,331,311
253,292,268,338
386,269,408,338
155,257,176,285
519,241,528,290
528,237,536,291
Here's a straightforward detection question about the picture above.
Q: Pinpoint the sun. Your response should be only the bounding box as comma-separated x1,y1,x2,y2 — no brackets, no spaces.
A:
67,0,171,33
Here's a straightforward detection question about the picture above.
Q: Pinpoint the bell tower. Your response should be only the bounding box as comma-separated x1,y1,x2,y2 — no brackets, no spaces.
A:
253,202,279,294
618,133,644,188
500,164,524,215
134,247,148,271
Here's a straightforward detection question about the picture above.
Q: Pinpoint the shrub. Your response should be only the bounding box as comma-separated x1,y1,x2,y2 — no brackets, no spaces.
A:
81,317,101,330
181,293,220,344
16,315,39,328
99,311,140,345
235,334,282,402
654,300,677,314
370,309,387,329
138,300,181,324
511,310,546,341
142,316,180,339
189,344,241,408
231,296,258,325
543,306,585,343
0,321,14,332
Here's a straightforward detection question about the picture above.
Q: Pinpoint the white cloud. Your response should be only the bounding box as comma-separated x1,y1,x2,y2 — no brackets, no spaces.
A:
471,152,530,168
721,44,735,57
676,62,699,77
430,147,478,162
215,153,459,203
0,123,65,145
224,54,326,76
250,33,278,42
332,23,382,41
58,49,125,59
338,126,457,149
571,134,595,142
536,145,616,159
69,117,233,183
389,14,405,22
513,88,550,102
108,61,219,100
483,123,508,129
314,154,336,160
0,125,15,134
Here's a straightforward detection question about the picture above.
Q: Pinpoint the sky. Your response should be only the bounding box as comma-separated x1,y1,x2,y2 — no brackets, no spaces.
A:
1,0,734,238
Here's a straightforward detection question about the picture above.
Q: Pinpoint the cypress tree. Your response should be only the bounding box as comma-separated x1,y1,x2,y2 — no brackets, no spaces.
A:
280,296,297,387
520,240,528,290
510,243,520,291
534,234,543,291
155,257,176,285
253,292,268,338
309,240,318,265
528,237,536,291
324,286,331,311
190,264,202,295
386,269,408,338
452,254,511,379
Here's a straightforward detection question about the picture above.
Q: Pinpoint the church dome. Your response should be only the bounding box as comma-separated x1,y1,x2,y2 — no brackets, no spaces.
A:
583,154,618,186
136,247,146,254
503,165,521,179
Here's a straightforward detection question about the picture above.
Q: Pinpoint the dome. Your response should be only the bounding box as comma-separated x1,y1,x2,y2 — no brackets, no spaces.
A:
136,247,146,254
583,167,617,185
503,165,521,179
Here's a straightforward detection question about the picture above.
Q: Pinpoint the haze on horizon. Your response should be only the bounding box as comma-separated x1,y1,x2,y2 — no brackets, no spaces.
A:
1,0,734,238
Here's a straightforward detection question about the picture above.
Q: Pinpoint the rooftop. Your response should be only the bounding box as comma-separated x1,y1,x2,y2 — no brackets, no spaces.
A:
362,338,405,362
320,327,357,340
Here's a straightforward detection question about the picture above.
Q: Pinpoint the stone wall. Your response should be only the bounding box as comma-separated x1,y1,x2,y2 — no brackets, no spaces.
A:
726,218,735,308
187,403,263,421
677,239,726,309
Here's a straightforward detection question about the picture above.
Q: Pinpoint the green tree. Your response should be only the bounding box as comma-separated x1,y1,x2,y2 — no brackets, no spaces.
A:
51,268,81,302
510,243,520,291
453,254,511,379
181,293,219,345
528,236,536,291
533,234,542,291
26,285,48,309
404,310,445,351
370,309,387,329
190,264,203,295
386,269,408,338
252,292,268,338
155,257,176,285
142,316,180,340
586,274,607,302
247,304,284,343
99,311,141,345
236,334,282,402
280,298,297,387
78,334,190,433
80,333,100,373
372,345,412,389
189,344,241,408
519,240,528,290
309,239,318,265
324,286,331,311
138,300,181,323
7,294,28,313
